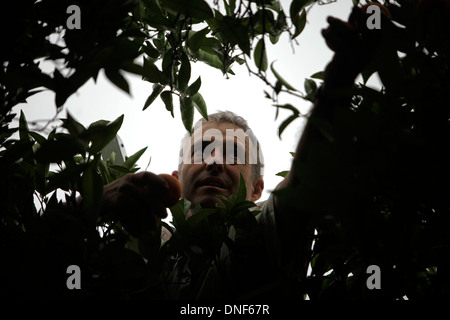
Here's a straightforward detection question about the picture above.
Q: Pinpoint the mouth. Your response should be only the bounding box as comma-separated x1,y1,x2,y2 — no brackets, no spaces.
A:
196,177,227,189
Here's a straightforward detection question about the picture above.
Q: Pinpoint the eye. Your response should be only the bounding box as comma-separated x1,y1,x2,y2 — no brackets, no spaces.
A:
191,141,205,162
225,143,246,164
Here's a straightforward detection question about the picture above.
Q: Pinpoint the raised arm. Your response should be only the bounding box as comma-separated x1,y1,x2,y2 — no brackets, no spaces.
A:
273,5,386,270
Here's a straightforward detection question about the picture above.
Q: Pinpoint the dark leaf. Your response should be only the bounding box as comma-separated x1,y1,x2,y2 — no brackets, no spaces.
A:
217,16,251,55
19,110,30,141
105,69,130,94
310,71,324,80
271,61,296,91
123,147,148,170
81,162,104,228
170,198,192,230
236,172,247,203
190,48,223,71
143,83,165,111
289,0,313,22
292,9,307,39
160,90,174,117
186,76,201,97
28,131,46,145
178,52,191,92
62,112,87,139
180,96,195,133
304,78,317,100
278,114,299,138
188,28,210,52
35,134,84,163
192,92,208,120
273,103,300,115
254,38,268,72
84,115,124,154
186,208,216,227
142,58,168,84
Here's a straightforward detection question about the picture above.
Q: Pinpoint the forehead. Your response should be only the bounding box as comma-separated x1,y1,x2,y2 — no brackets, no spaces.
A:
202,121,241,133
193,121,247,144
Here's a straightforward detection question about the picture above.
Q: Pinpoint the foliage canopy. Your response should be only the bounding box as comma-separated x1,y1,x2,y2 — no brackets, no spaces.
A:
1,0,450,300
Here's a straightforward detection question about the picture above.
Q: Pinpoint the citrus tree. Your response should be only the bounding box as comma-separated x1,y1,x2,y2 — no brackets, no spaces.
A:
1,0,450,300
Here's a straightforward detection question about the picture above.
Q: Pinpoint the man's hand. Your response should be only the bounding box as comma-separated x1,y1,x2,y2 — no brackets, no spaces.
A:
321,5,387,89
273,5,391,268
101,172,172,237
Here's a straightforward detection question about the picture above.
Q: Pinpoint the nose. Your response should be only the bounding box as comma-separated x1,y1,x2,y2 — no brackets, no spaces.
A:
204,150,224,172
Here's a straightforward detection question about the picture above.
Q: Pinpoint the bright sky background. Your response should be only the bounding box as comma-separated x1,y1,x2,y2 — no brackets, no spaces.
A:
13,0,355,201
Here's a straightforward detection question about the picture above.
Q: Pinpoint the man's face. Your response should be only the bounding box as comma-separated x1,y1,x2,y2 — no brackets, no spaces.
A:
175,121,264,208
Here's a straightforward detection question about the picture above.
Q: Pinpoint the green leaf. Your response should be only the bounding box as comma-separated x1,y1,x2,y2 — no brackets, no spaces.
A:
123,147,148,170
217,16,251,55
98,159,114,185
142,58,168,84
180,96,195,133
63,112,87,139
270,61,296,91
192,92,208,120
278,114,299,138
310,71,324,80
292,9,307,39
143,83,164,111
142,41,160,59
276,170,289,177
236,172,247,203
19,110,30,141
178,52,191,92
84,115,124,154
81,162,104,227
186,76,201,97
35,134,84,163
108,164,131,174
104,69,130,94
254,38,268,72
290,0,313,22
273,103,300,115
170,198,192,230
304,78,317,100
186,208,216,227
188,28,210,52
190,48,223,71
215,195,232,210
160,90,174,117
28,131,46,145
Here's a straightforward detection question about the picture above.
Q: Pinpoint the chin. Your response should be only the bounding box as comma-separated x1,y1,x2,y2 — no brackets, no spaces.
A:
198,197,223,209
192,187,231,209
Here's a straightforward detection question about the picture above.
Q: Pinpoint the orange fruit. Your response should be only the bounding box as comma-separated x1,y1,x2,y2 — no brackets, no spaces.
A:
158,174,182,207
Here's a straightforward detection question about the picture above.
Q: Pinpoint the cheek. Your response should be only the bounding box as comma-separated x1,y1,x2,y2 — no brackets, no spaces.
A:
232,166,252,188
179,165,199,195
178,169,190,195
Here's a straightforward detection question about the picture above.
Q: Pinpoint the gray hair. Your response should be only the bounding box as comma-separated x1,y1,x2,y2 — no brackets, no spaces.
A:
178,111,264,179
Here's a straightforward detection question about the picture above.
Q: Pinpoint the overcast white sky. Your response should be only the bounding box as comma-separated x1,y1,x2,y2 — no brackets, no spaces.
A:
13,0,355,201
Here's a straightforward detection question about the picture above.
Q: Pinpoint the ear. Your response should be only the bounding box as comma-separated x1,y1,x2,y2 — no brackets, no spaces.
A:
172,170,179,180
250,178,264,202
